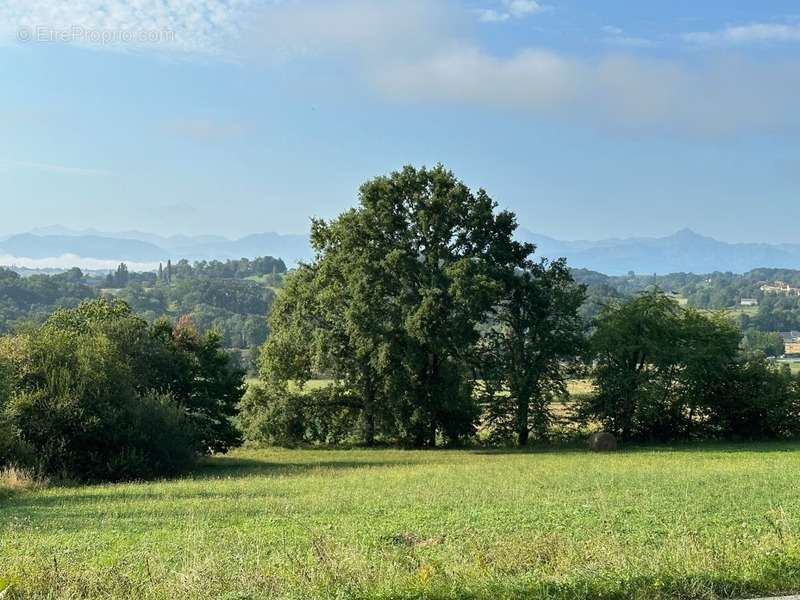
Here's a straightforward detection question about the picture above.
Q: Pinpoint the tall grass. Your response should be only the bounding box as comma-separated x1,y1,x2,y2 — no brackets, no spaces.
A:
0,466,46,492
3,445,800,599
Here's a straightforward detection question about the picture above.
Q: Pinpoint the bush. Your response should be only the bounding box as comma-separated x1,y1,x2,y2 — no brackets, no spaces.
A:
5,328,193,480
238,383,362,447
582,292,800,442
0,465,46,492
584,292,741,441
103,391,198,480
0,299,245,480
238,383,305,446
0,358,13,465
705,359,800,440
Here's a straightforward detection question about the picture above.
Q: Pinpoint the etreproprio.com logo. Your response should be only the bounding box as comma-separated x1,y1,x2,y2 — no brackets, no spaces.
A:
17,25,176,45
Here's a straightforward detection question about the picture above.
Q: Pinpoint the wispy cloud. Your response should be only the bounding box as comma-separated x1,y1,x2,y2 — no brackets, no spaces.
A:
125,1,800,137
0,159,112,176
237,1,800,136
0,0,255,54
473,9,510,23
473,0,546,23
241,0,462,63
374,48,800,136
3,1,799,138
684,21,800,45
601,25,655,48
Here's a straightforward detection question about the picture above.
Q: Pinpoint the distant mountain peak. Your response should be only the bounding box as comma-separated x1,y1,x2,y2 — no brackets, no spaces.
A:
517,228,800,275
672,227,699,237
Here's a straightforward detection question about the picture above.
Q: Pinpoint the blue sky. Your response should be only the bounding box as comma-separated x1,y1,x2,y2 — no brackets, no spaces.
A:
1,0,800,242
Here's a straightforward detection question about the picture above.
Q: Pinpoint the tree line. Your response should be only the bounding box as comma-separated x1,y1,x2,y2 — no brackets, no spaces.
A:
240,166,800,448
2,165,799,482
0,256,287,360
577,268,800,352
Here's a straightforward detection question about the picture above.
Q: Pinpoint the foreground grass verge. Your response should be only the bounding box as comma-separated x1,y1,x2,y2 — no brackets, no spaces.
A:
3,444,800,599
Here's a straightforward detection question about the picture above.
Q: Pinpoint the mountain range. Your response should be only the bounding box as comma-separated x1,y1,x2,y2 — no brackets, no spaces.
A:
516,228,800,275
0,227,312,269
1,226,800,275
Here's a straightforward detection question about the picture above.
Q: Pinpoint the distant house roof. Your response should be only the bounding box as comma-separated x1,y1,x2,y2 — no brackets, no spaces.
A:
779,331,800,342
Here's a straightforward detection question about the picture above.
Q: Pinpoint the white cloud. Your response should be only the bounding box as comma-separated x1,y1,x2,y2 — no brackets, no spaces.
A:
0,159,112,176
240,1,800,136
506,0,544,18
3,1,798,137
474,9,510,23
374,46,580,110
601,25,655,48
240,0,463,62
373,47,800,136
473,0,545,23
684,21,800,45
0,0,256,54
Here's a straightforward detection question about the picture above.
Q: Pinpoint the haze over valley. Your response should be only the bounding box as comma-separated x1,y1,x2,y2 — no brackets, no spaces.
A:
4,226,800,276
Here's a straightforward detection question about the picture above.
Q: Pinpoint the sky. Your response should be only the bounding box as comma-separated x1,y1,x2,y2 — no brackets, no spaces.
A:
1,0,800,242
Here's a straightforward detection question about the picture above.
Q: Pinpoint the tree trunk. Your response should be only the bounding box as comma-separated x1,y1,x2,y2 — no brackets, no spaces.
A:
428,421,437,448
426,351,438,448
517,425,529,447
362,381,376,446
364,411,376,446
517,388,530,446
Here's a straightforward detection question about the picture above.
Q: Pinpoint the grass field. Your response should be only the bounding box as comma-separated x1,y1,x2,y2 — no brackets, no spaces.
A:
4,444,800,599
776,361,800,375
262,379,596,398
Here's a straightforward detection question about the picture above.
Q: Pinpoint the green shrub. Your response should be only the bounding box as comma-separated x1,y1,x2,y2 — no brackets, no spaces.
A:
705,359,800,440
582,292,800,442
5,327,191,480
238,383,305,446
0,299,245,480
104,391,197,480
584,292,741,441
0,359,12,465
238,383,362,447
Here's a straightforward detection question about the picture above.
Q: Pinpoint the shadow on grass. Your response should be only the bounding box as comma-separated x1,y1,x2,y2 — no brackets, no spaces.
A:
194,456,425,479
8,548,799,600
0,459,425,511
376,571,800,600
0,458,432,534
471,439,800,457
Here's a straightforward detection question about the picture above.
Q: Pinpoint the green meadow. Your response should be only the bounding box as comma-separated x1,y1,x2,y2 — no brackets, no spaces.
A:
4,444,800,599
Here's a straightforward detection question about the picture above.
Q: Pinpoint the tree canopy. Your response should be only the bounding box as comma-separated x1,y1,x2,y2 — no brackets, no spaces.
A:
249,165,586,447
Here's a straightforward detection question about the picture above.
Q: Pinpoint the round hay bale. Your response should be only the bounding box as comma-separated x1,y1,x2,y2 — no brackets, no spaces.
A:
588,432,617,452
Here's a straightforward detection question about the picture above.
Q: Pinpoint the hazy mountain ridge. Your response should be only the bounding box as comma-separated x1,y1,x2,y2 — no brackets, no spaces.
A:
1,228,313,267
2,227,800,274
517,228,800,275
